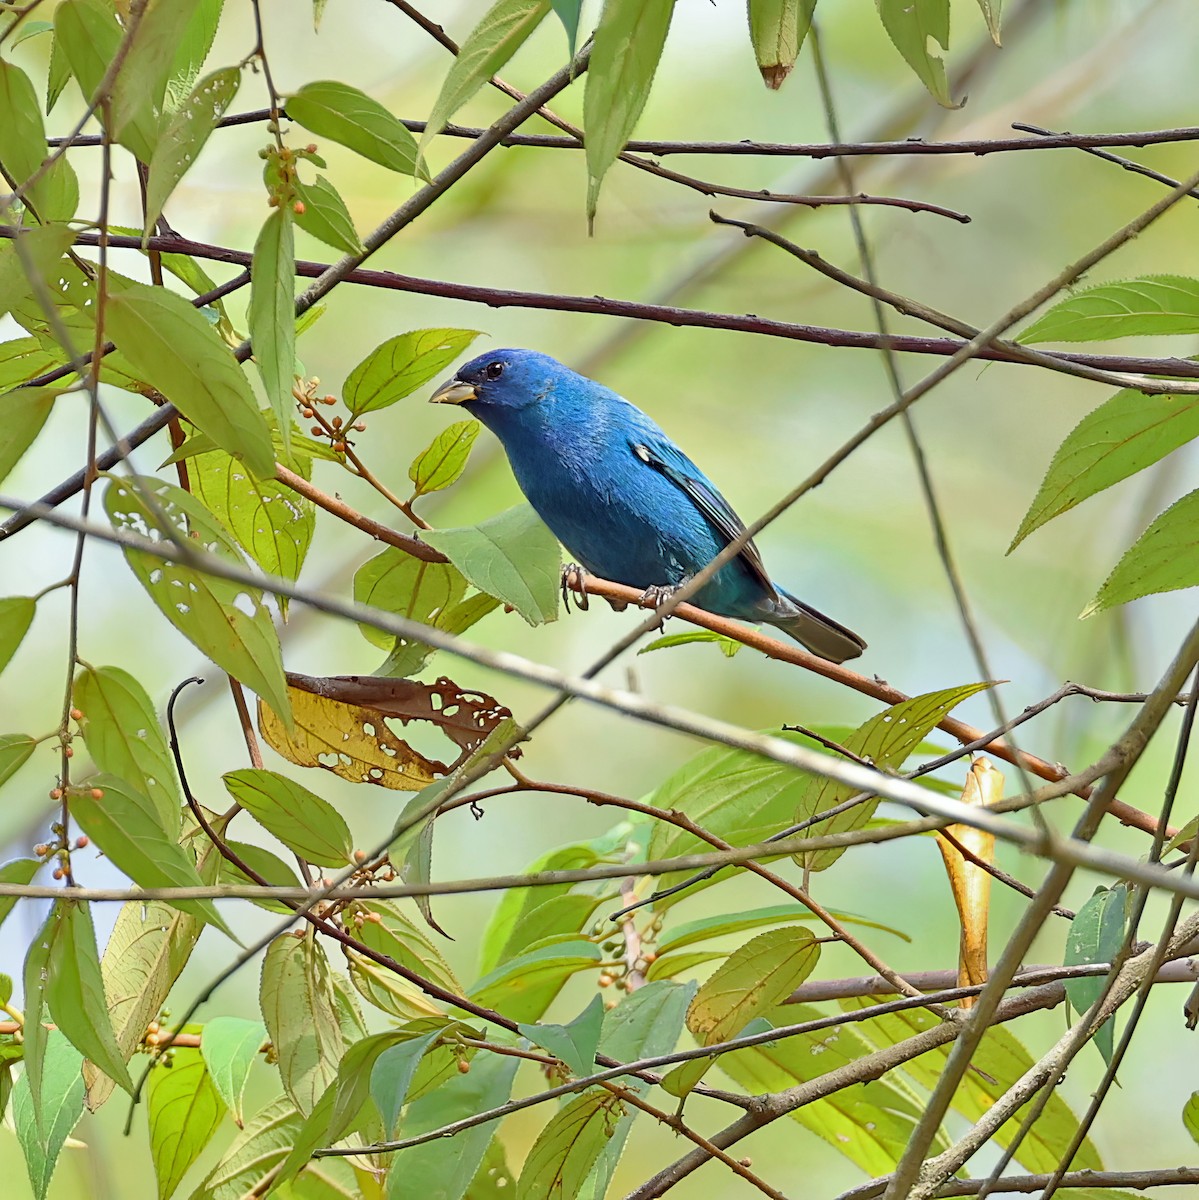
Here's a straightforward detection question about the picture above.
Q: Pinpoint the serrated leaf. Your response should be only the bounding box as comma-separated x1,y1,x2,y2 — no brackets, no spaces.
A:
1009,389,1199,551
0,60,79,223
260,933,344,1116
0,858,39,928
217,840,301,914
1064,886,1127,1065
145,65,241,236
378,589,499,680
875,0,953,106
470,939,602,1024
638,629,742,658
12,1031,84,1200
583,0,674,225
748,0,815,89
286,80,421,175
74,665,181,833
70,774,232,934
248,207,296,456
687,926,818,1046
106,282,274,476
344,328,481,416
200,1017,264,1129
147,1035,227,1200
1019,276,1199,343
424,503,560,625
1084,488,1199,615
163,0,226,112
0,386,61,485
45,900,133,1093
0,222,77,322
421,0,551,148
293,173,363,254
191,1096,301,1200
103,476,289,718
518,994,604,1077
409,419,479,497
517,1090,623,1200
223,768,354,866
0,596,35,677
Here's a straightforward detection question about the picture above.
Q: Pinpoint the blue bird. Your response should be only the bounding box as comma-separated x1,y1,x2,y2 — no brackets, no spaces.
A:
430,349,865,663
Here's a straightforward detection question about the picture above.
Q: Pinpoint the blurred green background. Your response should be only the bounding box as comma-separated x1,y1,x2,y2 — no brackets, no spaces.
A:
3,0,1199,1194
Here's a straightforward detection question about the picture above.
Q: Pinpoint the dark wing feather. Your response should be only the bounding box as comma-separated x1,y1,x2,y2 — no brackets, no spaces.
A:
631,437,778,600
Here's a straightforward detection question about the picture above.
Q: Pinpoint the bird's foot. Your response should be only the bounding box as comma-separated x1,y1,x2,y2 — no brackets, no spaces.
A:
561,563,590,612
638,582,685,628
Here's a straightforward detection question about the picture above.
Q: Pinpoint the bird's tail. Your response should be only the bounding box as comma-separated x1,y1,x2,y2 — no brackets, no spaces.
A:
768,590,866,664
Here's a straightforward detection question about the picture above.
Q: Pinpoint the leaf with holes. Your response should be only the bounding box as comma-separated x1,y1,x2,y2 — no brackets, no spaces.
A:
162,0,226,112
1010,388,1199,551
409,420,480,498
103,477,289,718
223,768,354,867
0,223,77,322
286,80,421,174
1019,275,1199,342
343,328,481,416
875,0,953,106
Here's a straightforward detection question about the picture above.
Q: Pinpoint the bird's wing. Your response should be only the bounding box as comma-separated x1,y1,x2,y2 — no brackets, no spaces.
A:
630,435,778,601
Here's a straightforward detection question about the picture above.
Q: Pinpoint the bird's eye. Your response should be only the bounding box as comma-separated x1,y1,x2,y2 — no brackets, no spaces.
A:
484,360,505,381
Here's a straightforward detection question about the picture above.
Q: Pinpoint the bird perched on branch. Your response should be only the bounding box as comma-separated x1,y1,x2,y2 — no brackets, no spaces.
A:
430,348,865,663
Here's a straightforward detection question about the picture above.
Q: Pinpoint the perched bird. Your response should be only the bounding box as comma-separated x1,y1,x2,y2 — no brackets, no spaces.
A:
430,349,865,663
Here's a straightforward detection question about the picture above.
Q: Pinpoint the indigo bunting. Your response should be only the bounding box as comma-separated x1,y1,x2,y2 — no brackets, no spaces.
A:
430,349,865,663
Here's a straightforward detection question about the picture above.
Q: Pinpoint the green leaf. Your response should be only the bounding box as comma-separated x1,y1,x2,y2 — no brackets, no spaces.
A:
191,449,314,600
583,0,674,225
550,0,583,56
875,0,953,106
104,476,290,718
85,897,201,1111
409,419,480,498
343,328,481,416
1009,389,1199,551
293,173,363,254
191,1096,301,1200
163,0,226,112
21,908,53,1122
0,387,60,485
53,0,157,161
638,629,742,658
1184,1092,1199,1146
200,1018,264,1128
1019,276,1199,343
644,948,727,983
8,20,53,49
385,1052,520,1200
658,903,907,953
354,899,462,996
518,994,604,1077
421,0,551,147
470,939,603,1023
45,900,134,1093
12,1031,85,1200
70,774,232,934
106,282,274,476
1064,886,1127,1065
218,840,301,914
747,0,815,89
145,65,242,237
354,550,466,652
687,926,819,1046
974,0,1002,42
1084,487,1199,615
74,665,181,833
46,34,71,114
248,207,296,457
147,1036,227,1200
0,337,58,391
223,768,354,866
424,503,561,625
0,60,79,222
286,80,421,174
517,1090,623,1200
0,858,39,928
371,1026,446,1138
259,933,345,1115
378,589,499,680
0,222,77,321
0,596,35,677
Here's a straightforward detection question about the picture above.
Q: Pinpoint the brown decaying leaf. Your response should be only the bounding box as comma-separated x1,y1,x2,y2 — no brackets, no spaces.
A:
257,672,515,791
935,756,1002,1007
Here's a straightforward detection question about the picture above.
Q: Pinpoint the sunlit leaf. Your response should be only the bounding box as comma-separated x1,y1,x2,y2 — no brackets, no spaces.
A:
200,1018,265,1129
190,1096,301,1200
104,476,289,718
517,1090,623,1200
583,0,674,225
747,0,815,89
1084,488,1199,614
658,903,907,953
293,173,363,254
424,503,561,625
12,1032,85,1200
162,0,226,112
106,282,274,476
875,0,953,107
354,551,466,651
286,80,421,175
0,60,79,222
422,0,551,147
0,858,39,929
1010,389,1199,551
343,328,481,416
1019,276,1199,342
248,207,296,456
638,629,742,658
223,767,354,866
975,0,1002,42
409,419,480,498
1064,885,1127,1065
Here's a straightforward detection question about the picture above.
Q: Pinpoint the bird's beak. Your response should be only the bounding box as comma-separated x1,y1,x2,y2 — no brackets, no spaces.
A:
429,376,477,405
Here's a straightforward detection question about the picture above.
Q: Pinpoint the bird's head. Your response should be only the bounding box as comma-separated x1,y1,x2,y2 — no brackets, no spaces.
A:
429,348,566,415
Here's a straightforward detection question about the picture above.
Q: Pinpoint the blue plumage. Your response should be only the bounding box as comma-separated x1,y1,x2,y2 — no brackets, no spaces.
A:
430,349,865,663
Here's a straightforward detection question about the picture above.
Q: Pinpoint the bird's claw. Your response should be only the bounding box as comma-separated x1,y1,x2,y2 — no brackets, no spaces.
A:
639,582,684,628
561,563,590,612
